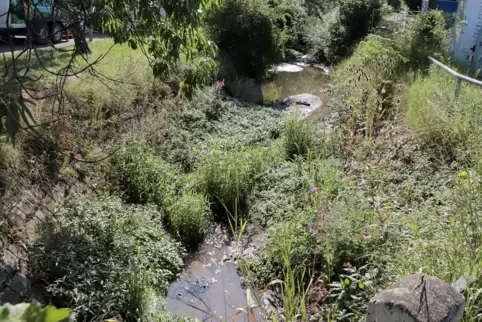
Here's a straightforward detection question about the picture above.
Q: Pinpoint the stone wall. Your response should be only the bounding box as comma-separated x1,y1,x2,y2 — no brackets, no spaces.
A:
0,177,85,304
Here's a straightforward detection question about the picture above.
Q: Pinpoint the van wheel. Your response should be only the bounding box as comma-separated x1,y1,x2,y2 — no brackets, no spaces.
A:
50,23,63,44
33,23,49,45
0,32,12,44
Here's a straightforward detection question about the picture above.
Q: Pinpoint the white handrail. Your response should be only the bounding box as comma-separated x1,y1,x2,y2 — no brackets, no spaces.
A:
427,56,482,98
427,56,482,86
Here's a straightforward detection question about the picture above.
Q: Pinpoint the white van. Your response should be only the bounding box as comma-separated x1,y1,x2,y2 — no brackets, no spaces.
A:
0,0,64,44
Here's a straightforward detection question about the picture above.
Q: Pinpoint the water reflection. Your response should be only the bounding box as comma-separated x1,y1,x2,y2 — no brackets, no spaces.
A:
165,239,259,322
263,67,329,101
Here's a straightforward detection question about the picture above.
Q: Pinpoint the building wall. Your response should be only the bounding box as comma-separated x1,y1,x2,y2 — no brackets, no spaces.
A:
453,0,482,64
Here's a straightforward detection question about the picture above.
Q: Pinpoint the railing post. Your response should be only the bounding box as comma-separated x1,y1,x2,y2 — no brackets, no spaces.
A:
454,77,462,99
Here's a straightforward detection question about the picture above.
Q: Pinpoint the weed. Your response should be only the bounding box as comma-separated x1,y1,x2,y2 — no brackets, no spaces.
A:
195,145,282,212
30,195,184,321
332,35,405,138
282,112,318,159
264,221,314,322
113,144,183,208
166,191,212,249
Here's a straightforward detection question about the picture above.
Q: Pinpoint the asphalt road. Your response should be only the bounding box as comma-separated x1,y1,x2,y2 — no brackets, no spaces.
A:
0,32,107,54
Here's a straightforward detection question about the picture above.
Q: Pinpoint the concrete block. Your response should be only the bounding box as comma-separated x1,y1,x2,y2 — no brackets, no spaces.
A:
367,274,465,322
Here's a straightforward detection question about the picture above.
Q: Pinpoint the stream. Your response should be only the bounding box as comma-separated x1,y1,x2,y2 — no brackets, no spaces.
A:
164,64,329,321
165,227,259,321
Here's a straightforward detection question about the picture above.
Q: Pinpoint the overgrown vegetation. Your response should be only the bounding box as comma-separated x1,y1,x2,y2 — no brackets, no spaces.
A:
30,196,185,321
301,0,383,63
206,0,285,80
1,3,480,322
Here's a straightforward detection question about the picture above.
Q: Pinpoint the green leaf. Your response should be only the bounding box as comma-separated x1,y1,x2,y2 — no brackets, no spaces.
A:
358,281,365,289
44,306,73,322
0,303,74,322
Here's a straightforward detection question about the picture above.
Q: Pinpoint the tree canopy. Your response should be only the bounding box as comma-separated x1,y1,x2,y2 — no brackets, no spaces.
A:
0,0,219,143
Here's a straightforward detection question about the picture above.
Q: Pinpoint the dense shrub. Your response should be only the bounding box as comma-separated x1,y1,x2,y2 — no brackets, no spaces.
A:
396,10,450,70
30,196,184,321
205,0,284,80
304,0,382,63
270,0,309,51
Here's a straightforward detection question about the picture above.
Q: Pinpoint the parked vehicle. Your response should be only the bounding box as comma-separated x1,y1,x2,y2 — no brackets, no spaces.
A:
0,0,64,44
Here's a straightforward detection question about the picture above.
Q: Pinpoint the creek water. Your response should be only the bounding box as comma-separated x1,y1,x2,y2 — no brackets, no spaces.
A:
165,229,260,322
262,65,329,100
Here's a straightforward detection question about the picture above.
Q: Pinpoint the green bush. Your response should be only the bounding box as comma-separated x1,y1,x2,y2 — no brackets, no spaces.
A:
282,113,318,158
113,145,183,208
304,0,382,63
206,0,284,80
167,191,211,248
396,10,450,70
30,195,184,321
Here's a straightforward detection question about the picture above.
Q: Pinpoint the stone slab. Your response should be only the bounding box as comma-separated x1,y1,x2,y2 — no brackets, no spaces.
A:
367,274,465,322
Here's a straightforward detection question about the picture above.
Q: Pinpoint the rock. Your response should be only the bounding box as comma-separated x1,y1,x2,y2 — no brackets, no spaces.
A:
274,93,323,118
272,63,303,73
0,273,28,304
313,63,330,74
301,54,317,64
366,274,465,322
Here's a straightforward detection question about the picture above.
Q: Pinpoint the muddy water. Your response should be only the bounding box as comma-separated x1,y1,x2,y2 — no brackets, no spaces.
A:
165,230,259,321
262,66,329,100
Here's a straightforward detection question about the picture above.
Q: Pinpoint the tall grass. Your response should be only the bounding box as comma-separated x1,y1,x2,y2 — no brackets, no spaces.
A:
393,169,482,321
167,191,211,248
282,112,318,159
408,67,482,163
266,221,311,322
114,144,182,208
195,144,283,211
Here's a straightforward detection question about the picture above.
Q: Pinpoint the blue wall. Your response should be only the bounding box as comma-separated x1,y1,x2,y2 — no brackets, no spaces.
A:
437,0,459,13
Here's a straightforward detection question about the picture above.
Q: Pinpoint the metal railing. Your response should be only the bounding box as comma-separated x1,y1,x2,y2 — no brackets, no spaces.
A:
427,56,482,98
